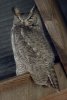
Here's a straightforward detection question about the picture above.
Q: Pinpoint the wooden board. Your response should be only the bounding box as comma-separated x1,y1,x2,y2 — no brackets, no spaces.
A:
0,63,67,100
34,0,67,74
41,89,67,100
0,73,56,100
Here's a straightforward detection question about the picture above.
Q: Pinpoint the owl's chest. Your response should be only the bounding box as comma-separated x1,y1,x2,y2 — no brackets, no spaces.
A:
13,26,54,64
15,26,47,52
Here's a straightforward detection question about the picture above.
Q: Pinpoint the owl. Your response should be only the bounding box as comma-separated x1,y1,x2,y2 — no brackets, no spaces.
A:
11,5,59,90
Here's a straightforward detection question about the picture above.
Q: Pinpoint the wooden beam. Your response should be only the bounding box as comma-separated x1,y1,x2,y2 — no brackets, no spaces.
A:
34,0,67,73
0,68,66,99
40,89,67,100
0,73,30,92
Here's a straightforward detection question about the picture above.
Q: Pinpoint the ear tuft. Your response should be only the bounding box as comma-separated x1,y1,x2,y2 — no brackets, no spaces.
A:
12,7,16,15
11,7,21,16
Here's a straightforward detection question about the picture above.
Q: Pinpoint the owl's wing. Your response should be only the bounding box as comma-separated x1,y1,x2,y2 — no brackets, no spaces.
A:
47,65,60,90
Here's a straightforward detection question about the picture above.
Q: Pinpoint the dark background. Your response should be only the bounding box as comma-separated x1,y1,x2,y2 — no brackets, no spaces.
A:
0,0,67,80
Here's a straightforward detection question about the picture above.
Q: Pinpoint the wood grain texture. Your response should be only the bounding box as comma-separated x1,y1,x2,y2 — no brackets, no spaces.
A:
40,89,67,100
0,73,30,92
0,73,56,100
0,63,66,100
34,0,67,73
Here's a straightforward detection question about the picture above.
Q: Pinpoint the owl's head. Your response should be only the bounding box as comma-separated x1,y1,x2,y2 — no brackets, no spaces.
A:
12,6,38,28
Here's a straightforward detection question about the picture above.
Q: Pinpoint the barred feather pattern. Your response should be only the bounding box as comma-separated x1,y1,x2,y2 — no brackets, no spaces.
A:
11,8,59,90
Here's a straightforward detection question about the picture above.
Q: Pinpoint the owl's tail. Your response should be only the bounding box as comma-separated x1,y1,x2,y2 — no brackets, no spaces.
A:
47,66,60,91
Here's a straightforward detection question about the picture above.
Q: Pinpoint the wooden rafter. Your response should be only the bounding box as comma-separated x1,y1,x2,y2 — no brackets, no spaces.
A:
34,0,67,74
41,89,67,100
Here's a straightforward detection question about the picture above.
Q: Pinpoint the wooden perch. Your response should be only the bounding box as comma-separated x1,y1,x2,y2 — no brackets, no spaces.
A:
0,73,30,92
40,89,67,100
0,65,66,100
34,0,67,73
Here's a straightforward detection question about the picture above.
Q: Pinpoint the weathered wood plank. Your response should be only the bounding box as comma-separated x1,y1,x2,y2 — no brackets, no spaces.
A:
34,0,67,73
0,63,66,100
0,73,30,92
41,89,67,100
0,73,56,100
0,63,66,92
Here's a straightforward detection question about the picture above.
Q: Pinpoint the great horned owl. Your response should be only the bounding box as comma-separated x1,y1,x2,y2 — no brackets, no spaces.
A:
11,6,59,90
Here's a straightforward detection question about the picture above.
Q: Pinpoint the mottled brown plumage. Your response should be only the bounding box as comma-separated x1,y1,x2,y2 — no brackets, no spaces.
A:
11,6,59,90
